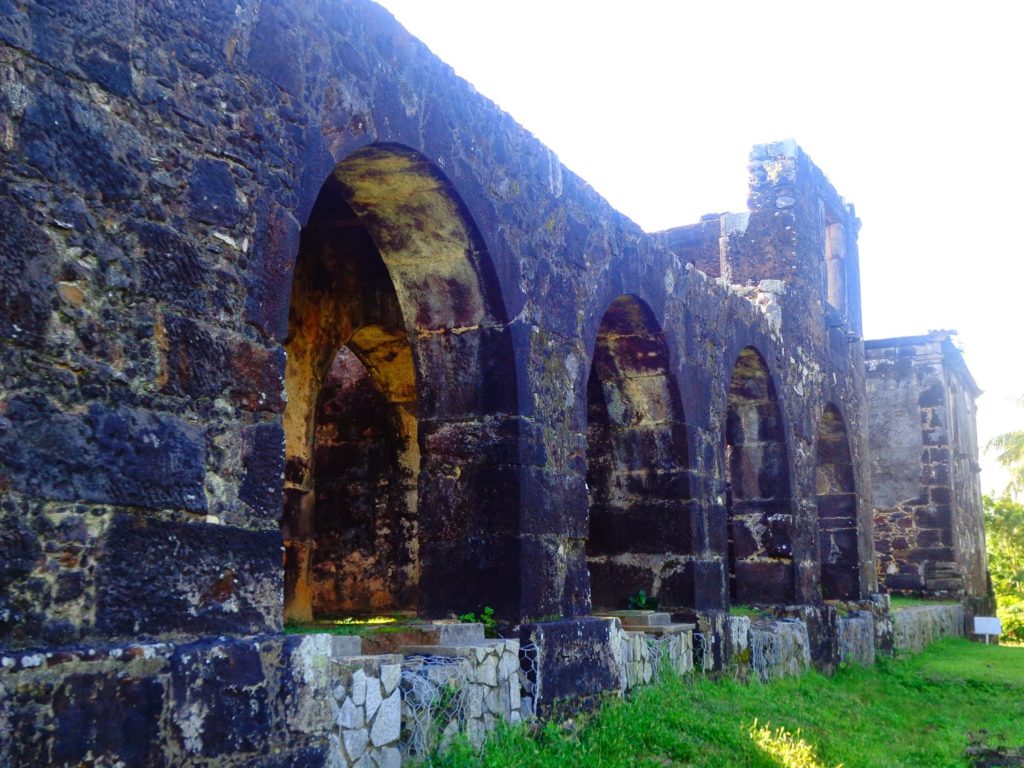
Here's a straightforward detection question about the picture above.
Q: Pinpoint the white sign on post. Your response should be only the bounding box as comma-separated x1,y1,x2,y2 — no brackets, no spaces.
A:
974,616,1002,644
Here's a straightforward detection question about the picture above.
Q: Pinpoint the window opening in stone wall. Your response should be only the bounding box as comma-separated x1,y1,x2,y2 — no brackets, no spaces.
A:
585,295,694,611
724,347,795,604
282,145,520,625
815,403,860,600
824,219,846,315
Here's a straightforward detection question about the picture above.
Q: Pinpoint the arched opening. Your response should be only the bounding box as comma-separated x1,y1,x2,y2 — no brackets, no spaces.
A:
282,145,519,624
816,404,859,600
585,296,694,611
725,347,794,604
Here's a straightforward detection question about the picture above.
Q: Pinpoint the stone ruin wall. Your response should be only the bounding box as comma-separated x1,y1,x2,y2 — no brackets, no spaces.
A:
0,0,875,652
0,0,990,765
866,332,993,619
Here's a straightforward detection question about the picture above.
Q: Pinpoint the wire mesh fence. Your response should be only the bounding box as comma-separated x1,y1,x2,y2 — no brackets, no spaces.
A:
644,634,673,680
399,654,472,758
518,641,539,720
692,631,712,673
750,628,781,683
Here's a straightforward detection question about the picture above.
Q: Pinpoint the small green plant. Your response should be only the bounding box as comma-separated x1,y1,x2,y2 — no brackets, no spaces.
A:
626,590,659,610
730,604,764,618
458,606,498,637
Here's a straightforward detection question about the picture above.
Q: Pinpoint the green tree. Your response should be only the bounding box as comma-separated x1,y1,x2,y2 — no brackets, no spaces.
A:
987,428,1024,497
985,395,1024,497
983,494,1024,642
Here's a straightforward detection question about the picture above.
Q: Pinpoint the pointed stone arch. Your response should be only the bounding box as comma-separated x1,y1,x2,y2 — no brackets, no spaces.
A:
282,144,519,623
816,403,860,600
585,295,695,611
725,346,795,604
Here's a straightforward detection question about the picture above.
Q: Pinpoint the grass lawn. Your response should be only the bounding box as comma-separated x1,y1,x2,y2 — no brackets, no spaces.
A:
430,638,1024,768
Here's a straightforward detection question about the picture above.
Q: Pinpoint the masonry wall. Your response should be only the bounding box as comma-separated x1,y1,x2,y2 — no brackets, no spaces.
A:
0,0,910,763
865,332,991,611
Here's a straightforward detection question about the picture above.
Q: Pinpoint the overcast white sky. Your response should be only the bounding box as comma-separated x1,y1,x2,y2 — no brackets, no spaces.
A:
378,0,1024,494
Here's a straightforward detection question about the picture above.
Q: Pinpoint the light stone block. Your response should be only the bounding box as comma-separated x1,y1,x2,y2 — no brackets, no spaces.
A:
476,654,498,686
370,689,401,747
351,669,367,706
378,746,401,768
497,650,518,679
342,728,368,762
365,677,382,720
380,663,401,696
467,684,483,718
337,697,364,730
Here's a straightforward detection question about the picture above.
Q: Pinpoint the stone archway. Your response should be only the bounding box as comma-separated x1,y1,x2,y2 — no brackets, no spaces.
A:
585,295,694,611
282,145,519,623
816,403,860,600
725,347,795,604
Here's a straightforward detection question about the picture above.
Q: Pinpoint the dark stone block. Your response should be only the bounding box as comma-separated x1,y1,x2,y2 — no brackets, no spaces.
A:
419,534,520,619
0,514,41,587
691,558,727,610
170,639,270,757
823,528,859,560
817,493,857,522
50,673,166,768
560,538,591,617
610,426,687,473
419,415,525,466
587,558,653,611
820,564,859,601
417,464,520,540
914,506,951,528
520,617,622,715
239,747,330,768
248,3,304,96
245,203,301,342
588,500,694,556
1,396,206,512
728,517,760,559
918,382,945,407
21,89,140,200
55,572,85,603
622,467,691,499
189,159,242,226
240,422,285,518
0,191,55,346
520,468,588,538
707,503,729,554
415,326,518,420
135,222,209,311
658,561,695,608
162,313,285,411
885,573,924,591
733,560,793,604
95,515,281,638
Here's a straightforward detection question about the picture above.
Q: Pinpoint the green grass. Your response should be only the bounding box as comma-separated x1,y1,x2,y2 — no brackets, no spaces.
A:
284,614,411,636
889,595,960,608
429,639,1024,768
729,604,769,618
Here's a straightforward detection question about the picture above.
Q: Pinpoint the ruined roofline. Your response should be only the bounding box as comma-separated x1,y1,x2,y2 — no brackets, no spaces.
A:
649,138,857,239
865,330,981,397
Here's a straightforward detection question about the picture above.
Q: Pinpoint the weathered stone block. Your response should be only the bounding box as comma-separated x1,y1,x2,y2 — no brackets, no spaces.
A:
0,191,56,346
1,397,206,512
95,515,281,638
519,617,622,715
170,639,271,758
